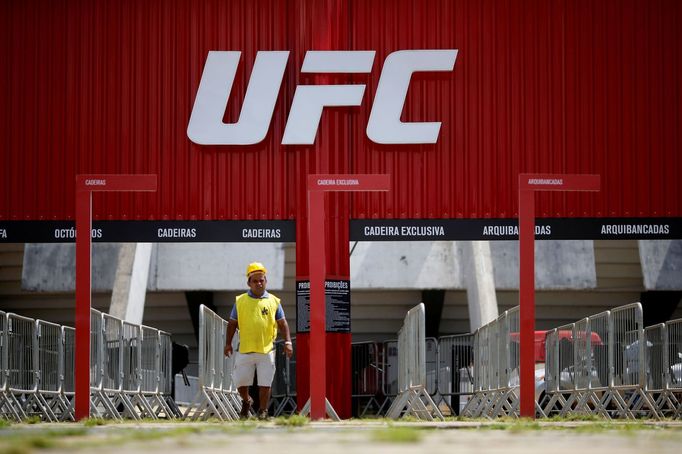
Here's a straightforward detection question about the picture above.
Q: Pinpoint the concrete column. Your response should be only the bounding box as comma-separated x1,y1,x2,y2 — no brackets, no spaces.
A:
109,243,152,324
459,241,498,331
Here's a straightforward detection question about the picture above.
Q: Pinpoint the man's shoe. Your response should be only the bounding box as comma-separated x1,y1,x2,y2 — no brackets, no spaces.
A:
240,397,253,419
257,409,269,421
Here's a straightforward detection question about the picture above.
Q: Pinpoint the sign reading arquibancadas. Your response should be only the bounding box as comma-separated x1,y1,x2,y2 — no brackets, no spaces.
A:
351,218,682,241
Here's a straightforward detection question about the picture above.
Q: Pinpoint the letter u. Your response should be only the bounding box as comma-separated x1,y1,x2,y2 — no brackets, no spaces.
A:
187,51,289,145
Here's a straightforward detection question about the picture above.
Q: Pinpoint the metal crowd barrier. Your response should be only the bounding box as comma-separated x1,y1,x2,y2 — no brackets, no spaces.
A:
377,339,398,414
62,326,75,420
462,307,524,418
36,320,69,420
642,319,682,418
385,303,443,420
664,319,682,417
0,308,176,421
351,341,382,416
436,334,474,416
459,301,682,420
0,311,10,418
6,313,45,420
424,337,442,406
584,310,611,417
158,331,179,416
541,303,675,419
184,304,240,421
609,303,659,418
271,338,297,416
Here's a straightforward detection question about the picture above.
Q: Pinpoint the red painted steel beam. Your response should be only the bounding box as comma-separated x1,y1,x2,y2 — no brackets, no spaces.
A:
307,174,390,419
518,173,599,418
74,174,157,421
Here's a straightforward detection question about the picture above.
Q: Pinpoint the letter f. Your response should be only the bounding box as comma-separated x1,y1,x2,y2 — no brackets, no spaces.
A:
282,51,375,145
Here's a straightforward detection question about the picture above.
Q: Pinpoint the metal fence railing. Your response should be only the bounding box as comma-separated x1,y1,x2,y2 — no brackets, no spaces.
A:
609,303,659,419
436,334,474,416
0,309,177,422
461,307,525,418
664,319,682,418
385,303,443,420
271,338,297,416
351,341,382,416
3,301,680,421
184,304,240,421
463,301,682,420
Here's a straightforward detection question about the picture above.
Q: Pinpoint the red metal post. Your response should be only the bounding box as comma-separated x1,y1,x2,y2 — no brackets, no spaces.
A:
518,173,599,418
75,188,92,421
308,190,326,420
74,174,157,420
518,188,535,418
307,174,390,419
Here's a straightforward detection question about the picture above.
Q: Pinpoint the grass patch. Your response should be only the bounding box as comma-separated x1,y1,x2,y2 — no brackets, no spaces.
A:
551,413,602,422
0,419,12,428
481,420,541,432
371,426,423,443
274,415,309,427
0,427,88,453
24,416,41,425
83,418,109,427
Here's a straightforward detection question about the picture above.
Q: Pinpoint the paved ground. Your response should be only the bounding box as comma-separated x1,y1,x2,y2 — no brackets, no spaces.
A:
2,420,682,454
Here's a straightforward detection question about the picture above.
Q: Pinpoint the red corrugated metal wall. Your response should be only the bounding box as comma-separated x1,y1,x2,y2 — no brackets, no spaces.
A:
1,0,681,222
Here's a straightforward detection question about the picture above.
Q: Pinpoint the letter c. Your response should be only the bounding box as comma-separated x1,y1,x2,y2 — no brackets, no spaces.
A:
367,50,457,144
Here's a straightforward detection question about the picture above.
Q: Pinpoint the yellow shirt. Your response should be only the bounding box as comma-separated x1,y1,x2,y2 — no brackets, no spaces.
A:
234,292,281,354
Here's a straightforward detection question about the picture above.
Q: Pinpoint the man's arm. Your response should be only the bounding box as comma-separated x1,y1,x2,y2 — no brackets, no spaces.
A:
277,318,293,358
224,318,238,357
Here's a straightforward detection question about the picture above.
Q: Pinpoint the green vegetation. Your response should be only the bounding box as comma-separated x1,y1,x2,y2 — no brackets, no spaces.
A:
371,426,424,443
274,414,309,427
82,418,109,427
0,415,680,454
551,413,602,422
0,427,87,454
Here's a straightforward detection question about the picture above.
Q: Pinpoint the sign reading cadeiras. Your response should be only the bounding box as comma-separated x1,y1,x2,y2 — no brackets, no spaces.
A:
295,279,351,333
351,218,682,241
0,220,295,243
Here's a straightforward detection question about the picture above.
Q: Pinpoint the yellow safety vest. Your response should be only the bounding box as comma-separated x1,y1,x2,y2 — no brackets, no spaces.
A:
235,292,281,354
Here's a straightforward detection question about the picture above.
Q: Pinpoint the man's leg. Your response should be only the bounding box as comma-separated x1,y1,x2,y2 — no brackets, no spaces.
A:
238,386,250,402
258,386,271,412
234,353,255,418
255,351,276,419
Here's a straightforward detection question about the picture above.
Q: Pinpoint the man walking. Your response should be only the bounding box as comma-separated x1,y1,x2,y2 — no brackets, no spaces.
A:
224,262,293,420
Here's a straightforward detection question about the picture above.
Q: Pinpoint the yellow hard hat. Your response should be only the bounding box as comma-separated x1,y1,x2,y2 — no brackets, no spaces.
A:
246,262,267,277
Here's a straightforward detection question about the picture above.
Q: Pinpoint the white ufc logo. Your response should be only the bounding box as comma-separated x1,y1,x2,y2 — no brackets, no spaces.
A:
187,50,457,146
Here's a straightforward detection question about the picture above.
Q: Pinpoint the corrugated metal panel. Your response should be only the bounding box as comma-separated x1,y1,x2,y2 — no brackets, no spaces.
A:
350,0,682,220
1,0,681,222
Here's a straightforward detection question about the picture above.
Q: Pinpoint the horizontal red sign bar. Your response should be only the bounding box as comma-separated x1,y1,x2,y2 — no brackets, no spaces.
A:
308,174,391,192
518,174,600,192
76,174,158,192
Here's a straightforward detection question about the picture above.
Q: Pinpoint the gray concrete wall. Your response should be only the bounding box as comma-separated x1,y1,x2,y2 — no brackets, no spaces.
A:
21,243,286,292
490,240,596,290
639,240,682,290
350,241,464,289
350,240,596,290
22,243,120,292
